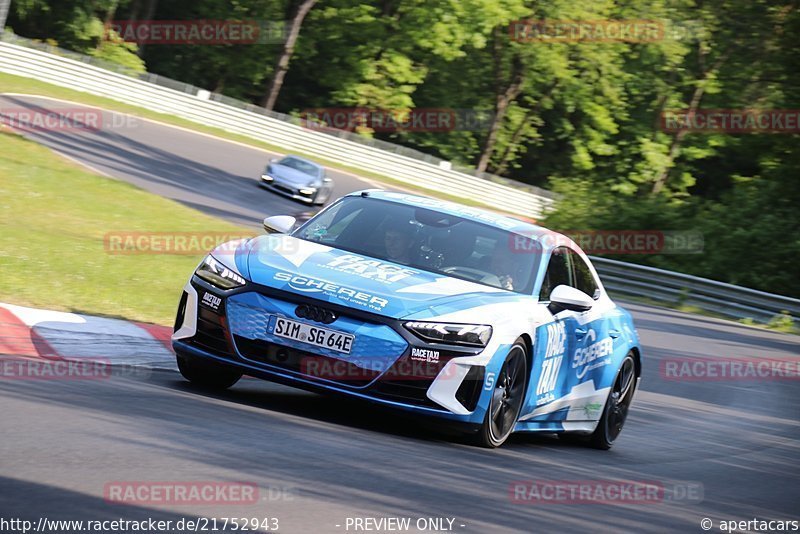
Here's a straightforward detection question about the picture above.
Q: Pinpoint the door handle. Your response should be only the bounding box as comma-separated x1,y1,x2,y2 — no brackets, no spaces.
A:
575,328,588,339
609,329,621,339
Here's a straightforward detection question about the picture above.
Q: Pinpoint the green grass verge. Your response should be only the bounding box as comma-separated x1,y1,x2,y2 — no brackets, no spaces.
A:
0,72,525,215
0,129,254,325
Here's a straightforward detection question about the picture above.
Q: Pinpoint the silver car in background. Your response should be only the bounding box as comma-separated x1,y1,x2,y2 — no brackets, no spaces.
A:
260,155,333,206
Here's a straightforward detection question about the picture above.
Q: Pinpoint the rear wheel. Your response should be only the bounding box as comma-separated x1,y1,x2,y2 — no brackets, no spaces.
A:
589,353,637,449
473,341,528,448
176,355,242,390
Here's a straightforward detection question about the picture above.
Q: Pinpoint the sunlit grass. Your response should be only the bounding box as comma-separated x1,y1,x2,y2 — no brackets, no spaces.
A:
0,129,254,325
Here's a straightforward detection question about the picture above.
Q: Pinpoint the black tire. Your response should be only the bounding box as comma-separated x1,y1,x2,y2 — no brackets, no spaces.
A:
176,355,242,390
472,341,528,448
588,353,637,450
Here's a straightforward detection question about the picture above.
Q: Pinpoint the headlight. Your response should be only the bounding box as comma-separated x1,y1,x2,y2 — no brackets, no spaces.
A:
194,255,246,289
404,321,492,347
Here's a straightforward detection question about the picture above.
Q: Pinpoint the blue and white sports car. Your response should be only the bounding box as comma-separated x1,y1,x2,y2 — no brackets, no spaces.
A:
173,191,642,448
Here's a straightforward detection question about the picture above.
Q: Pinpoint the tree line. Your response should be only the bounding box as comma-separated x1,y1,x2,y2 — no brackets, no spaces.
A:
8,0,800,298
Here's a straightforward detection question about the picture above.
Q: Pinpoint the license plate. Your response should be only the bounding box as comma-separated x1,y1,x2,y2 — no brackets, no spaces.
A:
271,316,354,355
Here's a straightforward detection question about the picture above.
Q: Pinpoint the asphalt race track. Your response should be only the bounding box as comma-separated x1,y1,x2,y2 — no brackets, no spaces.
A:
0,94,377,228
1,95,799,533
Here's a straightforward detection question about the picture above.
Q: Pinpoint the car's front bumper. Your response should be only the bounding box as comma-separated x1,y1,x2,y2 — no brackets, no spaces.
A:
172,277,489,425
260,174,320,204
173,341,483,430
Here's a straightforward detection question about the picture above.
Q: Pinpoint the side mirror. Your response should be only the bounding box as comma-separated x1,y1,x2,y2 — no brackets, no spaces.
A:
263,215,296,234
548,285,594,314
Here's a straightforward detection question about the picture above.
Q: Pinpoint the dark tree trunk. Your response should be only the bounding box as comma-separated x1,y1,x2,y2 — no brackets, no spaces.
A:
493,82,557,175
136,0,158,57
262,0,317,110
652,50,728,194
476,29,524,173
103,0,119,30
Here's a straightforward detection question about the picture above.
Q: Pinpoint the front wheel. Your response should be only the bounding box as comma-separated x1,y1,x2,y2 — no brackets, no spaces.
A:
177,355,242,390
472,341,528,448
589,353,637,449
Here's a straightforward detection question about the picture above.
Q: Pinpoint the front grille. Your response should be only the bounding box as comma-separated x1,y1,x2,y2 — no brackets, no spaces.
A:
227,290,407,361
234,335,376,387
274,184,295,195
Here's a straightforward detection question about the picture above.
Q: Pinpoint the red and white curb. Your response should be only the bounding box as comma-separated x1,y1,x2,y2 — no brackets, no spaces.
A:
0,303,176,371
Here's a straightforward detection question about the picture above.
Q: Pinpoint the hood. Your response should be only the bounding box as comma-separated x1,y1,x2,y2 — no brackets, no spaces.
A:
243,235,522,319
270,164,318,187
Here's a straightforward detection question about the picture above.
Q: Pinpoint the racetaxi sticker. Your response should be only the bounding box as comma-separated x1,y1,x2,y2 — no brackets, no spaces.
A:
323,254,418,284
535,321,566,406
410,347,440,363
573,329,613,379
274,272,389,311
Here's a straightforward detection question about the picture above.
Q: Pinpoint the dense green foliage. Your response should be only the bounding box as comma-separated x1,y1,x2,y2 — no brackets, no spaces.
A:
6,0,799,296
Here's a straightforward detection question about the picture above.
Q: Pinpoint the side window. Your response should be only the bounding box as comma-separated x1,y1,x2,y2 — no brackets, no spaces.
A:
325,209,361,240
539,247,572,301
568,250,600,299
297,202,359,243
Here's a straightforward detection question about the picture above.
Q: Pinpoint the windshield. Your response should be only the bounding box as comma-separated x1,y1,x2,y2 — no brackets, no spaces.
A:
294,196,541,294
278,157,321,177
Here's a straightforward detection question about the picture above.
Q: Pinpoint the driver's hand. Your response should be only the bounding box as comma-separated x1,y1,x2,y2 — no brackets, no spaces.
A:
499,275,514,290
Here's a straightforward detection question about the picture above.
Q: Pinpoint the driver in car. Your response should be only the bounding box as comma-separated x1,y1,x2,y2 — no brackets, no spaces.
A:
489,245,516,291
384,226,413,264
